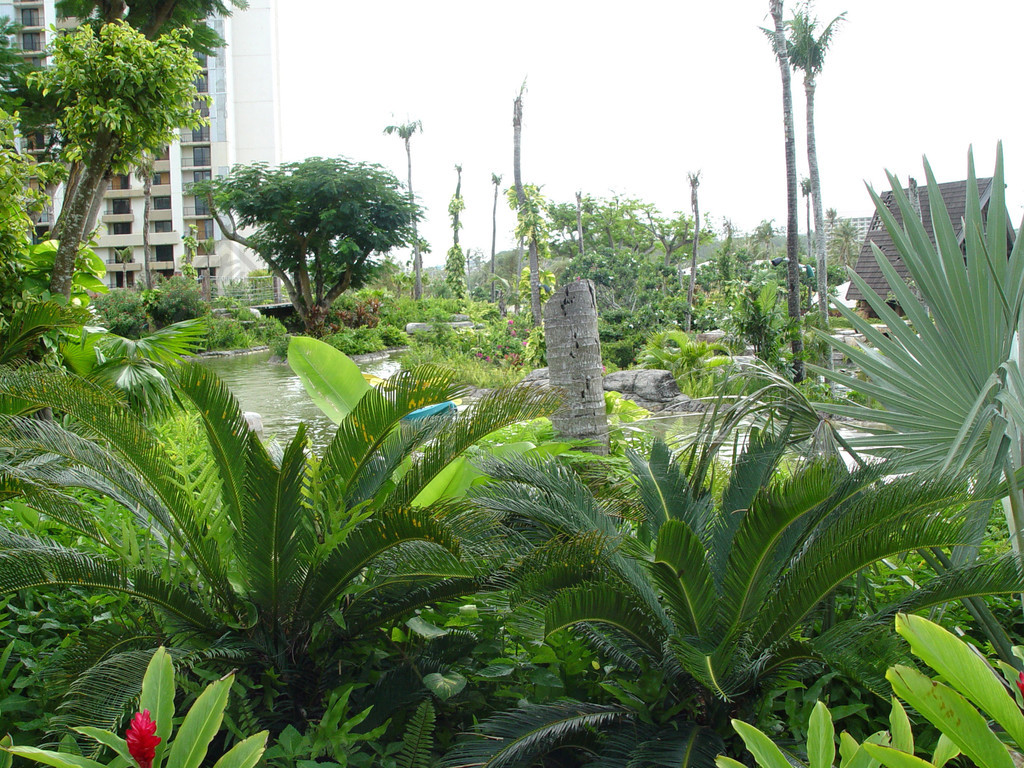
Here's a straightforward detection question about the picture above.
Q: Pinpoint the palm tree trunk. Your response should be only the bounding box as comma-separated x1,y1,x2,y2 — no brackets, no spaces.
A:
50,131,120,298
805,76,829,329
686,175,700,332
491,180,499,303
513,88,542,326
406,138,422,301
142,166,153,289
770,0,805,382
544,280,608,454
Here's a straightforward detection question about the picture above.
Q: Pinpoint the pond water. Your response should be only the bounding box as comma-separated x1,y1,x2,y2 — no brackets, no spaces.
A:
199,350,401,447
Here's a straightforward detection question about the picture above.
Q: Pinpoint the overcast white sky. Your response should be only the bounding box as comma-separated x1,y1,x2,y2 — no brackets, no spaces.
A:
276,1,1024,268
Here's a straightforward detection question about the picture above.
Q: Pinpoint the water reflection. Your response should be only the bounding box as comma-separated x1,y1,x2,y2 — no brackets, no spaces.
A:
199,350,401,448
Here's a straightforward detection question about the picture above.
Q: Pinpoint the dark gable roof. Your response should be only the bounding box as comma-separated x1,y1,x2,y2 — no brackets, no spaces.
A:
846,178,993,302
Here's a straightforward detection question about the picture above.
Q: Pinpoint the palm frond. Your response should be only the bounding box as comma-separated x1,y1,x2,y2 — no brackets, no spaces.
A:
390,384,561,508
98,319,206,365
299,506,470,621
544,583,665,657
630,441,714,542
239,425,314,627
624,723,726,768
0,529,216,629
650,520,716,637
0,302,92,366
169,362,253,531
438,701,628,768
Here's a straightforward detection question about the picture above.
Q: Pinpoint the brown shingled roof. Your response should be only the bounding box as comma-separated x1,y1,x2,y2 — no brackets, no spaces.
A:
845,178,994,302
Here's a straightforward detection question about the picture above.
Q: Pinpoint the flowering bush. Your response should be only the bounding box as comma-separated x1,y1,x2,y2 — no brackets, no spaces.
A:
469,316,534,368
2,647,267,768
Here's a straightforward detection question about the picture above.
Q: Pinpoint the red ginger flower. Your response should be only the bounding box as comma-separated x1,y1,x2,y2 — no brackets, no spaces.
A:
126,710,161,768
1017,671,1024,699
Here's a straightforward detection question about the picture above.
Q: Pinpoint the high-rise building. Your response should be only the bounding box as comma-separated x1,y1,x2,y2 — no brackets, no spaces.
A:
3,0,280,288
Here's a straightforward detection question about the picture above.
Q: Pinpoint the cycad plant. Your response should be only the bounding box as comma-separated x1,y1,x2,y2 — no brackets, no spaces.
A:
637,329,732,394
0,361,559,736
440,434,1024,768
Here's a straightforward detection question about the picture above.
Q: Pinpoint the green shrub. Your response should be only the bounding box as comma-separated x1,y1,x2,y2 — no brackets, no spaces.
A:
148,276,207,327
324,326,385,356
251,313,287,345
378,324,409,348
205,316,254,351
92,288,149,338
269,333,290,358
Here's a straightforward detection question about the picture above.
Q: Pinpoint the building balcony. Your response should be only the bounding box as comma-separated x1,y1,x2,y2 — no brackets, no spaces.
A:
180,128,211,144
182,206,212,218
101,212,134,223
153,159,171,173
99,234,142,248
105,261,142,273
150,209,173,221
181,158,212,169
149,232,179,246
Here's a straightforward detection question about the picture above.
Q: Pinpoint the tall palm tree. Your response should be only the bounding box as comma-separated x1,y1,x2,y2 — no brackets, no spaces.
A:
491,173,502,303
383,120,424,299
441,436,1024,767
0,363,560,734
802,176,814,311
686,171,701,331
788,4,846,323
512,82,542,326
135,153,154,289
828,217,861,269
765,0,805,381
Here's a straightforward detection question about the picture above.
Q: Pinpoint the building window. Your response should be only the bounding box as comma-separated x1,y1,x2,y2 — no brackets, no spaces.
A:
111,198,131,215
191,127,210,142
112,174,131,190
21,9,39,26
155,245,174,262
193,98,210,118
152,172,168,186
195,74,208,93
194,196,210,215
195,52,208,68
153,196,172,210
193,170,212,184
110,222,132,235
192,146,211,167
155,146,170,161
196,219,215,240
22,32,42,51
153,220,173,233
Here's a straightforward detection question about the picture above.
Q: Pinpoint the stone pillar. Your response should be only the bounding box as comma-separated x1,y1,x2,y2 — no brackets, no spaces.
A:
543,279,609,454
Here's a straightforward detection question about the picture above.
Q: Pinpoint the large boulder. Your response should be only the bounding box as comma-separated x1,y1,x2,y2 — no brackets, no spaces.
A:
405,321,475,334
603,369,681,403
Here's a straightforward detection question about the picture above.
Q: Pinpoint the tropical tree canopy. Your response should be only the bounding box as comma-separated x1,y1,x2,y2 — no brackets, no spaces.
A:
205,157,419,334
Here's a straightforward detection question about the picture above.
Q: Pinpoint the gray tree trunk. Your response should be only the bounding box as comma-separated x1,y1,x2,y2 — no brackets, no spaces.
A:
805,76,829,327
50,131,119,298
575,191,585,257
407,138,422,301
770,0,805,382
544,279,609,454
491,179,499,302
686,173,700,332
513,88,542,326
141,159,153,289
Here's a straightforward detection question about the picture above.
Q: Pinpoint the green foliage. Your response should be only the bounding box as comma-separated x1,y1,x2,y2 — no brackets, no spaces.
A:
148,277,208,327
205,157,418,334
443,435,1024,767
93,289,149,338
725,614,1024,768
638,329,732,391
3,647,267,768
0,360,560,739
19,240,107,307
325,326,388,356
445,244,466,300
30,22,205,172
732,282,788,363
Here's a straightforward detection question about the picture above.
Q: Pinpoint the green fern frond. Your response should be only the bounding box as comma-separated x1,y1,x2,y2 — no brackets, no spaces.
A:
396,700,435,768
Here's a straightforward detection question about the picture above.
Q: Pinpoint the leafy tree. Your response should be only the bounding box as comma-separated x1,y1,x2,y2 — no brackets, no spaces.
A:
205,157,419,335
505,182,551,322
30,22,205,298
56,0,244,49
442,436,1024,767
445,164,466,299
383,119,424,299
764,0,805,381
0,362,560,735
788,3,846,323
